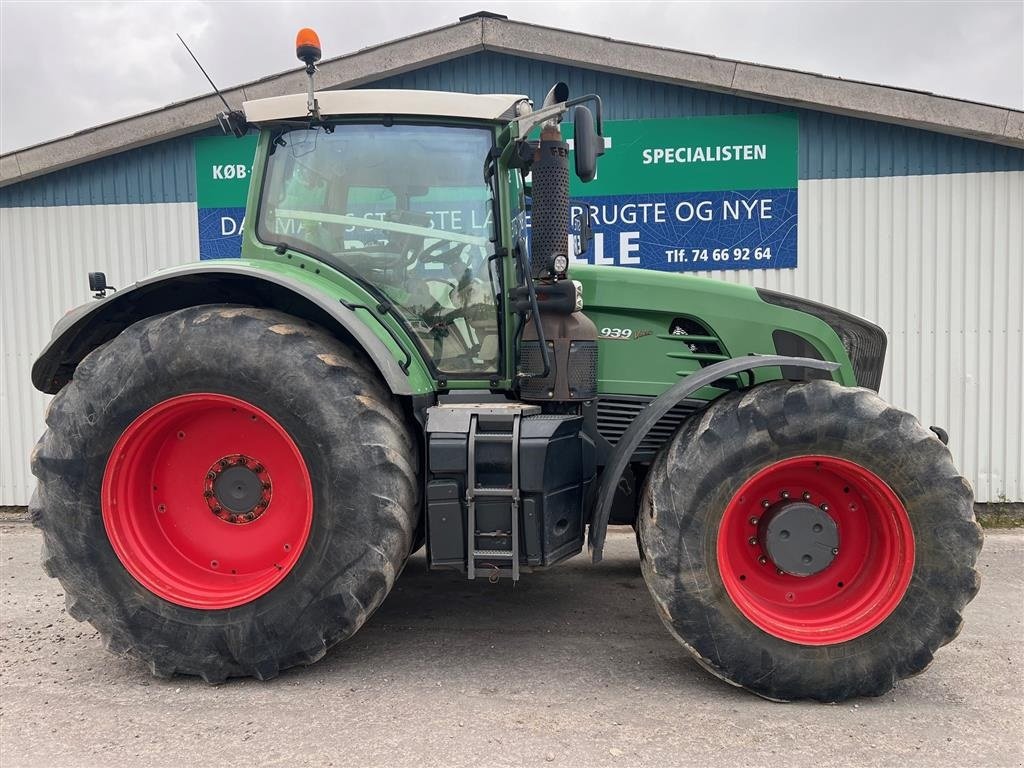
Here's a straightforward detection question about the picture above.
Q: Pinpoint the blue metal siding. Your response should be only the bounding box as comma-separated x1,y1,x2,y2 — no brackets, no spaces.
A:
368,52,1024,180
0,134,197,208
2,51,1022,208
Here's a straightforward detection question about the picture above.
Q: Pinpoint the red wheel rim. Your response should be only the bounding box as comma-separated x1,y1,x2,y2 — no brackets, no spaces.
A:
102,394,313,610
717,456,914,645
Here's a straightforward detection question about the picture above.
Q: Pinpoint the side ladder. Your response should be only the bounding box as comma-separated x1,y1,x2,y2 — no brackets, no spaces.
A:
466,412,521,582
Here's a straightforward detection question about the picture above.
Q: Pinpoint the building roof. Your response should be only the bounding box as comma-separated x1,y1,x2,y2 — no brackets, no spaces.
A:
242,89,526,124
2,13,1022,187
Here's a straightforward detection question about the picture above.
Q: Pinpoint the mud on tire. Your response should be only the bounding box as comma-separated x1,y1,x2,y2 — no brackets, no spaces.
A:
638,379,983,702
30,305,420,682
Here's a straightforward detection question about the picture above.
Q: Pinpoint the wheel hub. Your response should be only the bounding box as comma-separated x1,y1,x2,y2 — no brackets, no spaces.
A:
205,455,272,523
760,501,839,576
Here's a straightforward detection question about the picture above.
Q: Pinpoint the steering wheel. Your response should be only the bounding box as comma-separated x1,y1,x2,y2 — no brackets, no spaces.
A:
342,244,408,272
414,241,470,269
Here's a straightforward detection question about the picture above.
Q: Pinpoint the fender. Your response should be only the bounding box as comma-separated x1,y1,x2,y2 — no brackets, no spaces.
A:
588,354,840,562
31,262,423,396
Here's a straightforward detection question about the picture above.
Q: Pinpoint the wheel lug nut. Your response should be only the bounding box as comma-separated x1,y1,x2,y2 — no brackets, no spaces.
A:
776,568,785,576
253,465,265,474
748,537,758,546
758,556,768,565
749,517,759,526
204,490,214,498
207,472,216,480
820,503,830,512
832,547,839,555
262,482,271,490
780,490,790,499
802,491,811,501
761,500,771,509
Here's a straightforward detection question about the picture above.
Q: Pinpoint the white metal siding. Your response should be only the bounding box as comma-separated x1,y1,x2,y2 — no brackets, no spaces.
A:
706,170,1024,503
1,171,1022,504
1,203,199,505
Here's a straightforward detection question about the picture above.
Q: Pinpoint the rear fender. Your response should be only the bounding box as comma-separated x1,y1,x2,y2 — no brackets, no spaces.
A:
588,354,840,561
32,262,432,396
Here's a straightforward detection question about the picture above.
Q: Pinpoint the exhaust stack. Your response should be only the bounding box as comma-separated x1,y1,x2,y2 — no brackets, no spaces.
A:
519,83,598,403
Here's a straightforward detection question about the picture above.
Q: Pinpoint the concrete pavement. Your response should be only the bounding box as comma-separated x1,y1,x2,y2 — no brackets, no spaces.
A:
1,521,1021,768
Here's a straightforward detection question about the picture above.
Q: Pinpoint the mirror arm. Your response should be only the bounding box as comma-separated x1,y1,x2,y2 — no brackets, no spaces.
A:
512,93,604,139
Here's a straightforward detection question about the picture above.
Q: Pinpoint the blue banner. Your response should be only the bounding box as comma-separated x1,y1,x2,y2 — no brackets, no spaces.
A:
567,188,797,272
198,207,245,260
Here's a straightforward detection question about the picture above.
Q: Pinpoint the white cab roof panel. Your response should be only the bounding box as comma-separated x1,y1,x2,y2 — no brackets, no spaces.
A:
243,89,528,124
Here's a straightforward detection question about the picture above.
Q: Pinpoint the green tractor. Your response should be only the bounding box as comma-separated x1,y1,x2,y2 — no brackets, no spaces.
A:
30,30,981,701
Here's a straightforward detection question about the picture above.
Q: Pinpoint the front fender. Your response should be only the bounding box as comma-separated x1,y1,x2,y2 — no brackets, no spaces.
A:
588,354,840,561
32,261,434,396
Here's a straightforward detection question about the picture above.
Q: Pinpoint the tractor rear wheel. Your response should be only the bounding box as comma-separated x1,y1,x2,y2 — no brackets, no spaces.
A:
31,305,419,682
638,379,982,701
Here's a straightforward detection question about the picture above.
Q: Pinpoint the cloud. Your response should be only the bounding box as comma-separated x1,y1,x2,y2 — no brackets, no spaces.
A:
1,0,1021,153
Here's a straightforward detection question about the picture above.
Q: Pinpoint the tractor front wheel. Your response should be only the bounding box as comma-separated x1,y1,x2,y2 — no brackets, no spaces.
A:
638,379,982,701
31,305,419,682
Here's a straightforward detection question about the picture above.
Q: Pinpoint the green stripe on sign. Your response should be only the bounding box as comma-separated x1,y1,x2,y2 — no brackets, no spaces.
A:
195,135,260,208
569,113,798,196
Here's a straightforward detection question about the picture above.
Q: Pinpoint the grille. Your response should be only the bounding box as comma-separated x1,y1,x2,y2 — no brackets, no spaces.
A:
663,317,732,375
567,341,597,399
595,396,702,460
519,341,552,400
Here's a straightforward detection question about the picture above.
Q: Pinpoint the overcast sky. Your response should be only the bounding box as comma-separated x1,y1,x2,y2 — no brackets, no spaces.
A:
1,1,1021,154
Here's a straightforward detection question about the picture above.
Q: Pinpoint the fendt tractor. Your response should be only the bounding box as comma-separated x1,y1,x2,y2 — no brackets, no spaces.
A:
30,29,982,702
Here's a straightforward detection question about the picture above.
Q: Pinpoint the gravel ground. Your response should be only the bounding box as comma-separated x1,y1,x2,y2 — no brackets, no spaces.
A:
1,521,1021,768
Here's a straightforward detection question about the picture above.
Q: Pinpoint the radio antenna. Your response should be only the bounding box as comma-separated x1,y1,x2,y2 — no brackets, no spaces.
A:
176,33,232,113
176,33,248,137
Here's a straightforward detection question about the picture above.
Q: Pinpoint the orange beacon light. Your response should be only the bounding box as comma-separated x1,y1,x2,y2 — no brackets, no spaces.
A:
296,28,322,68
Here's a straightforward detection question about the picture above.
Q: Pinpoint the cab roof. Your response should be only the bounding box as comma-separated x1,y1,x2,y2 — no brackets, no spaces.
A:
242,89,528,124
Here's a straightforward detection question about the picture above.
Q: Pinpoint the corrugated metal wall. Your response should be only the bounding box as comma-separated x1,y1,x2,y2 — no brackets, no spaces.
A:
2,52,1023,504
0,203,199,504
0,134,197,207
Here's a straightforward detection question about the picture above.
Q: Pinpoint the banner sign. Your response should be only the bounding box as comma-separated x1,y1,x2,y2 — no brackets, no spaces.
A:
194,135,258,259
566,113,798,272
193,113,797,271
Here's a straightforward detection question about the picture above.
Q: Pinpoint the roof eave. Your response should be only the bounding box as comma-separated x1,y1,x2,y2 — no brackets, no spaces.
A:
2,15,1021,188
480,17,1023,148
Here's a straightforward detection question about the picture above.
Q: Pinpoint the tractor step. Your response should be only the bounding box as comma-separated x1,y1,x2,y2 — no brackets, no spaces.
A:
466,409,523,581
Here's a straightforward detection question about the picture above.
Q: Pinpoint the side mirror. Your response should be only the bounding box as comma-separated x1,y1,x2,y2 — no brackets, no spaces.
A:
573,105,602,183
88,271,114,299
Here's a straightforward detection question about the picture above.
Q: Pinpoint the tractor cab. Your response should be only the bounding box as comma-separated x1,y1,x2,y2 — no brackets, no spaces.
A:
255,117,505,373
236,55,607,391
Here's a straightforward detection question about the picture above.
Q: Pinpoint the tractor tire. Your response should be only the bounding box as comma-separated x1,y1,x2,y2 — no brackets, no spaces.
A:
30,305,419,683
638,379,982,702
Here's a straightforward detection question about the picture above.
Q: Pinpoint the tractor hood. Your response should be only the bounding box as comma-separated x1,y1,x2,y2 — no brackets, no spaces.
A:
569,264,870,394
